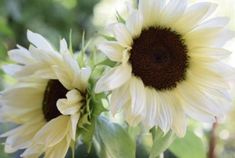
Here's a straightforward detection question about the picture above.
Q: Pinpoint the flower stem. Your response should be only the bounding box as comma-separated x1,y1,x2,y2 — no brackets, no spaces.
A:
71,140,75,158
208,119,218,158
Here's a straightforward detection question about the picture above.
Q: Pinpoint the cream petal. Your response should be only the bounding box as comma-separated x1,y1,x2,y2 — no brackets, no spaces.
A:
95,64,132,93
13,64,46,78
71,72,83,92
5,57,50,78
202,88,231,113
56,99,80,115
4,145,17,153
60,39,69,53
191,77,231,101
208,62,235,80
112,23,133,47
63,52,80,77
160,0,187,26
29,46,57,64
110,82,130,114
212,29,235,47
126,10,143,38
53,65,72,90
70,114,80,140
62,53,90,91
1,120,43,137
1,85,44,108
125,1,135,15
188,64,229,90
195,17,229,30
152,0,165,23
184,104,216,122
129,77,146,117
66,89,83,103
29,45,62,63
34,68,57,79
177,81,224,117
8,49,34,65
0,107,43,124
189,47,232,61
62,53,91,90
174,2,217,33
33,116,70,147
154,91,173,133
78,67,91,89
176,85,216,123
27,30,54,52
124,100,143,126
2,64,23,76
2,122,44,152
143,88,157,128
171,104,187,137
138,0,164,27
44,136,71,158
185,27,230,49
72,67,91,91
187,72,231,107
98,41,124,62
21,144,45,158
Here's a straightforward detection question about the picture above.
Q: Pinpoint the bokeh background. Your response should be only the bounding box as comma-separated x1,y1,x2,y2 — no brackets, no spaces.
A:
0,0,235,158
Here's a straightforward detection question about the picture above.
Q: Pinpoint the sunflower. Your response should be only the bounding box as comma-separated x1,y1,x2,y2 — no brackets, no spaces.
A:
0,31,91,157
95,0,234,137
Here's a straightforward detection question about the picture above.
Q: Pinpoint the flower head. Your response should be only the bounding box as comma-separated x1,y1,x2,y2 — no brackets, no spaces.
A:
0,30,91,157
95,0,234,137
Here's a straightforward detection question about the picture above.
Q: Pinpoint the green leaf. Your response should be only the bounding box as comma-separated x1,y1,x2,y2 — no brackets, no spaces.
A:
96,58,116,67
94,116,136,158
0,42,7,61
115,11,126,23
79,93,106,152
79,121,95,152
169,130,206,158
0,147,10,158
0,18,13,37
149,128,176,158
100,34,116,41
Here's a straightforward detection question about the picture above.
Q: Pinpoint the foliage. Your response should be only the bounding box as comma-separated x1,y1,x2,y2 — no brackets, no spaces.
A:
169,129,207,158
94,116,136,158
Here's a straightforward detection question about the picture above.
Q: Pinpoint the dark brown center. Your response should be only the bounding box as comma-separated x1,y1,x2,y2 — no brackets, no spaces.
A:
129,27,189,91
42,80,68,121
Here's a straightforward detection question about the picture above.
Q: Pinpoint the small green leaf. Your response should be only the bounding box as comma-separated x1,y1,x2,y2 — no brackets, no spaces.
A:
149,128,176,158
79,93,106,152
115,11,126,23
96,58,116,67
79,121,95,152
0,42,7,61
169,130,206,158
94,116,136,158
0,143,11,158
0,18,13,37
100,34,116,41
69,29,73,53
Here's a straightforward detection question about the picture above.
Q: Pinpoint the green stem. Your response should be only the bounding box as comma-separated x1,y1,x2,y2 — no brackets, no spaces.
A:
71,141,75,158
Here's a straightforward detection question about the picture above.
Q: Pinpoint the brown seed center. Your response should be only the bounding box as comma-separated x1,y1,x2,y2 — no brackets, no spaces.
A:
42,80,68,121
129,27,189,91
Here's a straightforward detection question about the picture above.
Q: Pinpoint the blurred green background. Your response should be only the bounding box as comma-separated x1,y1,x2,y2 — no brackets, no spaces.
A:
0,0,235,158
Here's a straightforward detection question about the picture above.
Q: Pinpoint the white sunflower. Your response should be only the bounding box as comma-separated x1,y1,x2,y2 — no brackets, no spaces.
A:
95,0,234,137
0,31,91,157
